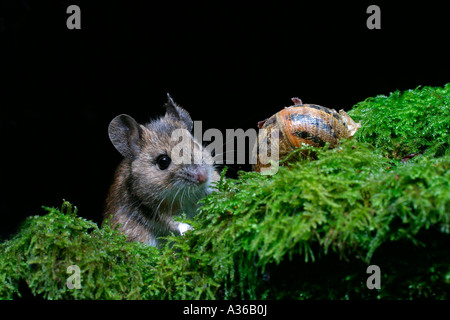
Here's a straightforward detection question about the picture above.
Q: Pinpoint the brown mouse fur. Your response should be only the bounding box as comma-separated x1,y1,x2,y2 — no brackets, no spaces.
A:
104,95,220,246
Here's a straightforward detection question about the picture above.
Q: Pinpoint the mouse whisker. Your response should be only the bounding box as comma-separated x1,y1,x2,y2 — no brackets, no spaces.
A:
170,186,183,215
154,195,167,221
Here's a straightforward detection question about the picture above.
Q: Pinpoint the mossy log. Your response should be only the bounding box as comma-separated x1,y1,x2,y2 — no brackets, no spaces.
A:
1,84,449,300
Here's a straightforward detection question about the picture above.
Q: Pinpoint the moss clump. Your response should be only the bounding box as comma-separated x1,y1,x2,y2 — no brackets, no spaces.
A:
0,202,158,299
148,141,449,299
1,84,449,299
348,84,450,159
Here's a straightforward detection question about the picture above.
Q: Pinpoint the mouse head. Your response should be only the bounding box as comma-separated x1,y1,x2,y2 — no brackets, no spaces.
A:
108,95,216,209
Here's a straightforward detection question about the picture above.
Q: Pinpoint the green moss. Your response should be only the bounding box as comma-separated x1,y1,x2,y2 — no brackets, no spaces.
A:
154,141,449,299
348,84,450,159
1,84,449,299
0,201,159,299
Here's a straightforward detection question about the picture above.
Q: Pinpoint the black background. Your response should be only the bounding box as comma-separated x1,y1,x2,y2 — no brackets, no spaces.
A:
1,1,449,239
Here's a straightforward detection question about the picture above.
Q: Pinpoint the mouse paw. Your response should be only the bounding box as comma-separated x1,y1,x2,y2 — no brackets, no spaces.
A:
177,222,193,235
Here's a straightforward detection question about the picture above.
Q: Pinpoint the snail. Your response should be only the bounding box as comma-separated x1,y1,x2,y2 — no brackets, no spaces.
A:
253,97,361,173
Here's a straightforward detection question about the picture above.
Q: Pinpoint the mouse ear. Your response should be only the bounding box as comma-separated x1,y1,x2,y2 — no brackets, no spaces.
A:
108,114,143,160
164,93,193,132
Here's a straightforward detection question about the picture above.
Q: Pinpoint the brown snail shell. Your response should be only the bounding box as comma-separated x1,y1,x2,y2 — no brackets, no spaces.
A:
253,98,361,172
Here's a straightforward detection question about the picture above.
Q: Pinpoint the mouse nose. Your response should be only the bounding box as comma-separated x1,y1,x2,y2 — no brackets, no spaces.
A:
195,168,208,184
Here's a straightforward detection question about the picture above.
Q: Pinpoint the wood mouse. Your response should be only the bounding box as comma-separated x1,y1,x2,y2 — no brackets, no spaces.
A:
104,95,220,246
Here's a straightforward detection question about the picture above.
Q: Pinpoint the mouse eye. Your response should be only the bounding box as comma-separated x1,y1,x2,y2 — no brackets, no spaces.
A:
156,155,171,170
